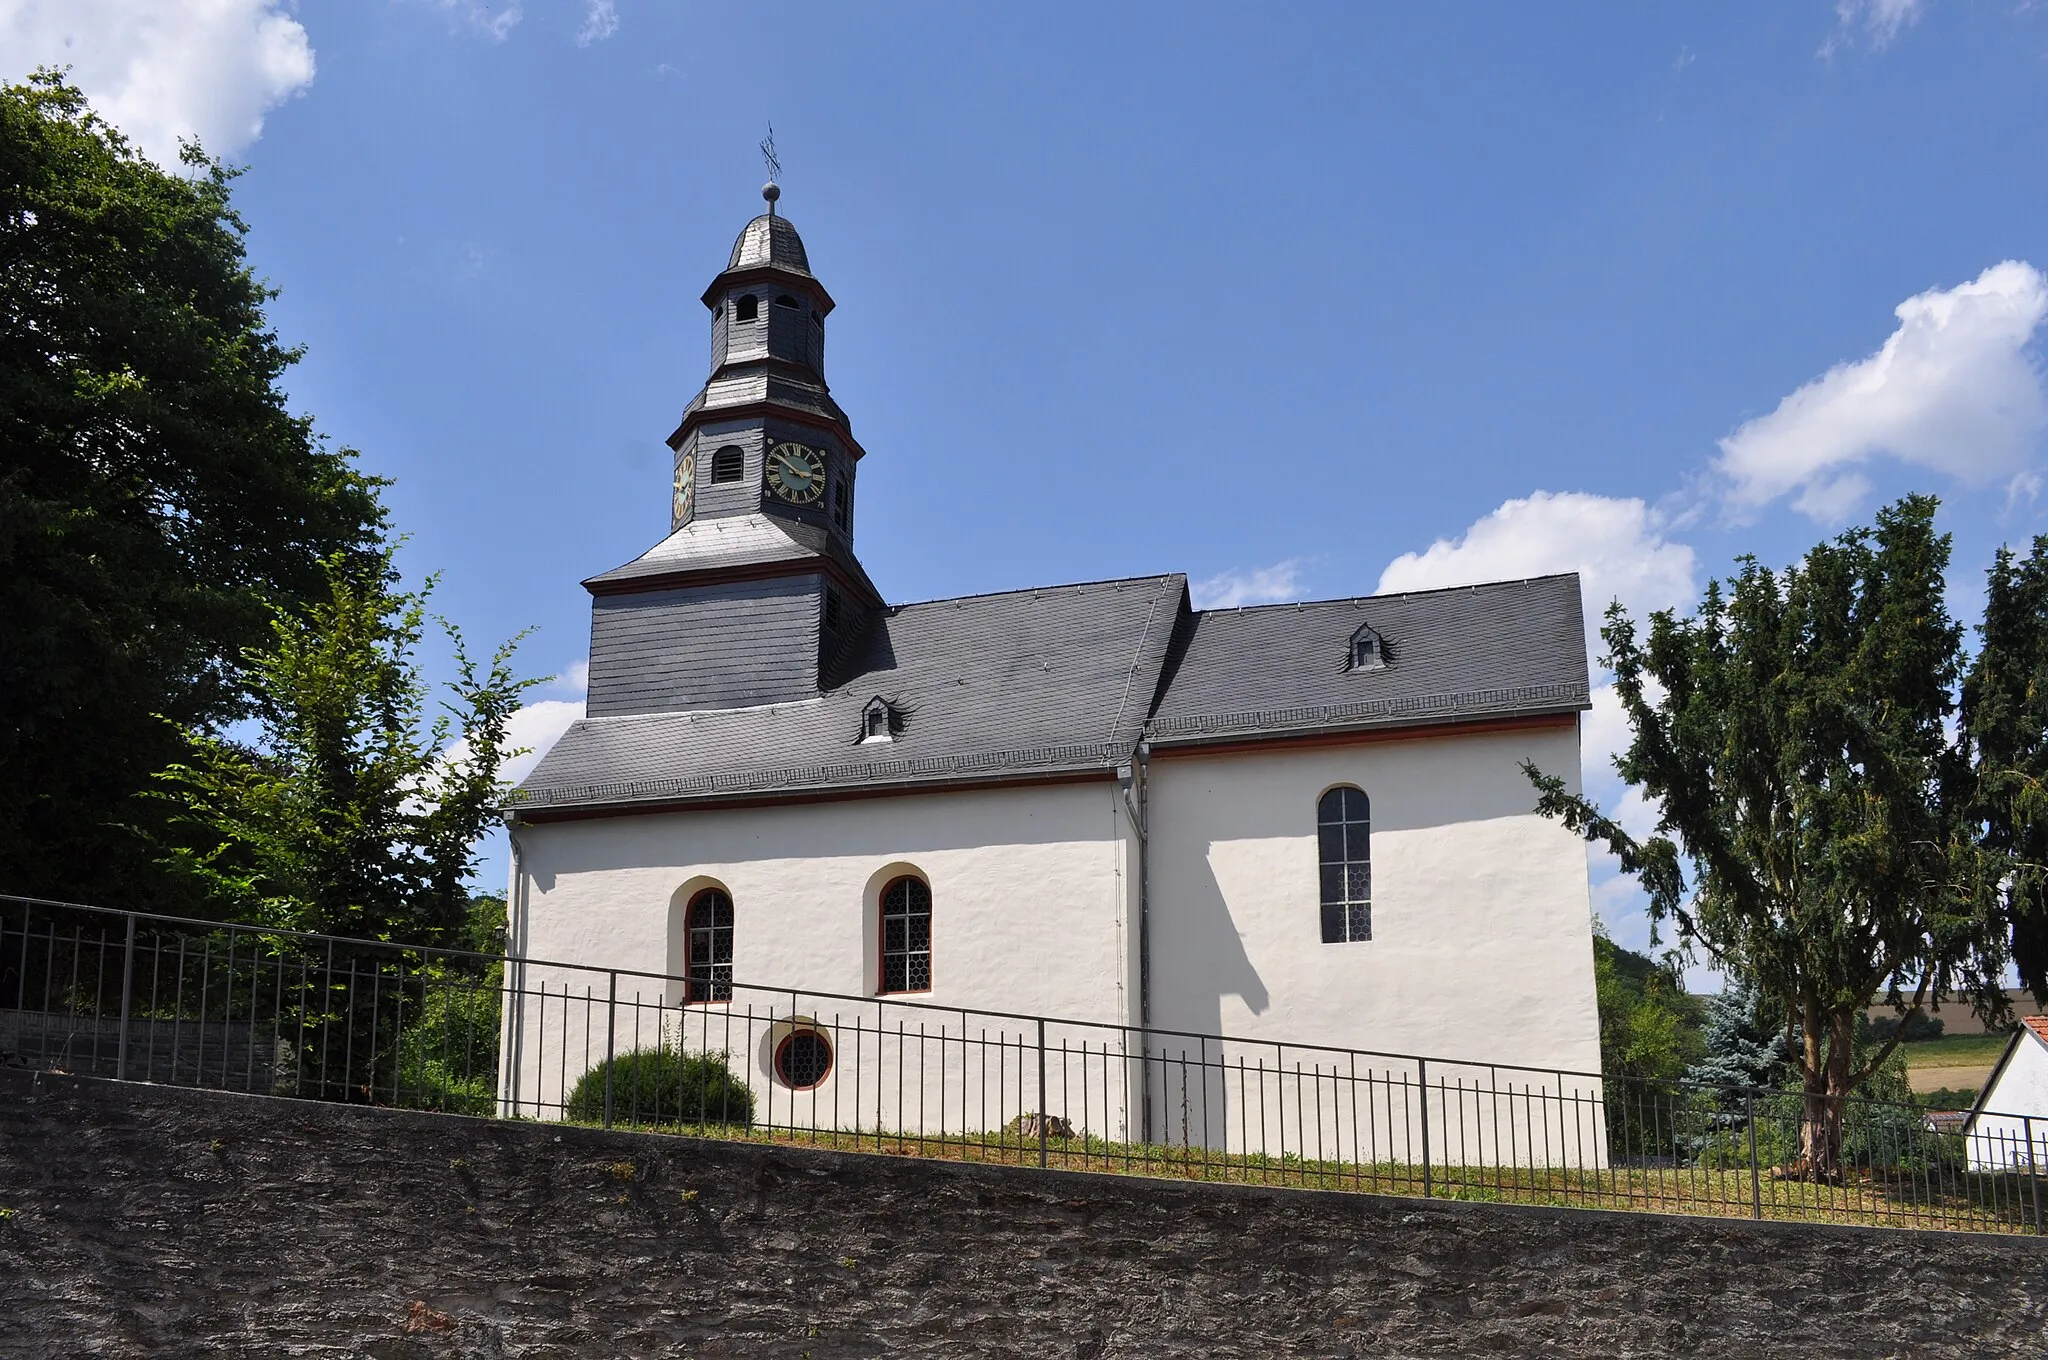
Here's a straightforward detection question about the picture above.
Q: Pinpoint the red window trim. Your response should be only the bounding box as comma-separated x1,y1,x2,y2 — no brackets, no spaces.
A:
773,1029,833,1090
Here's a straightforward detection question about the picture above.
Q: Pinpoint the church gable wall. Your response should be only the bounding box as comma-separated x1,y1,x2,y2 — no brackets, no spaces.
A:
1145,720,1600,1081
587,574,823,716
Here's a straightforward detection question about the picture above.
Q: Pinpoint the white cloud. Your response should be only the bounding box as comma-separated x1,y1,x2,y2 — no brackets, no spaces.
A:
0,0,315,166
430,1,522,42
1376,491,1697,649
1715,261,2048,521
1191,558,1305,610
575,0,617,46
1821,0,1926,56
492,697,585,786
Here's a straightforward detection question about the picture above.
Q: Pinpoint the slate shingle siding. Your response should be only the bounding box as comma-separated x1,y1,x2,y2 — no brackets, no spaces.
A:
586,576,824,718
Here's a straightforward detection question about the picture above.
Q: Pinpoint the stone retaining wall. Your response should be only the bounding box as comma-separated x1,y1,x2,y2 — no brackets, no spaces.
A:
1,1068,2044,1358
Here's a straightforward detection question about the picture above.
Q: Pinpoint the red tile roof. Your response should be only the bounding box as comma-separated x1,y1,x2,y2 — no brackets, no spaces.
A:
2024,1015,2048,1043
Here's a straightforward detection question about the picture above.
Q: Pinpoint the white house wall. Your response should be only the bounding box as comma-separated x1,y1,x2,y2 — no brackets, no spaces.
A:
501,779,1140,1133
498,719,1606,1168
1967,1033,2048,1172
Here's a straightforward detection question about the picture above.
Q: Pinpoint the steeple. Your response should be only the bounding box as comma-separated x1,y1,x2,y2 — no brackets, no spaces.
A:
666,182,863,546
578,183,882,721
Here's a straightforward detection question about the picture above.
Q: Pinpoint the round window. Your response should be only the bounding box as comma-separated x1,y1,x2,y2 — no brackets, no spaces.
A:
775,1029,833,1090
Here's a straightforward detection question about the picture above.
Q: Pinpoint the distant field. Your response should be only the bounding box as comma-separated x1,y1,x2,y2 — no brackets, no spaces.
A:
1901,1033,2013,1064
1900,1032,2014,1094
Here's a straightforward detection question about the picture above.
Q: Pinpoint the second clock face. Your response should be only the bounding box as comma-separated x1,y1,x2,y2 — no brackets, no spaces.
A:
765,441,826,504
672,452,695,526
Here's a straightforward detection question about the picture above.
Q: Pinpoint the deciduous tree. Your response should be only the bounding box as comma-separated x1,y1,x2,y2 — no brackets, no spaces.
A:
155,552,533,946
1526,497,2009,1180
1962,534,2048,998
0,74,385,908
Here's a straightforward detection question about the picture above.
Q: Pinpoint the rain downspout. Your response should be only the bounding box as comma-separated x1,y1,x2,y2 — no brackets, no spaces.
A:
501,815,529,1117
1120,739,1153,1143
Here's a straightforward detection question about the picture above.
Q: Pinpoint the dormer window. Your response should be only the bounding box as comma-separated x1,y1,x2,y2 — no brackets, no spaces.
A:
860,697,896,744
734,294,758,323
1348,623,1386,672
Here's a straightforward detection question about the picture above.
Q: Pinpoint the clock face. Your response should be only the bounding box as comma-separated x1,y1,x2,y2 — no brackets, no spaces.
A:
765,441,826,504
672,452,695,527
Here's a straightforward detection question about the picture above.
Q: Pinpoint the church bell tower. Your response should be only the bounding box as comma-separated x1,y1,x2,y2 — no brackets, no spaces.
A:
668,180,862,547
577,181,883,720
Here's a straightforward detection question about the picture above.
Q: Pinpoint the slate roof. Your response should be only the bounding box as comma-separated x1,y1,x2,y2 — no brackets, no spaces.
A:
1148,574,1590,746
514,574,1186,810
582,513,879,601
513,568,1589,814
727,213,811,275
678,370,849,430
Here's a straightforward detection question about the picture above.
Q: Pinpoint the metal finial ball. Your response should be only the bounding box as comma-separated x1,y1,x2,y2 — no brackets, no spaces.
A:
762,181,781,204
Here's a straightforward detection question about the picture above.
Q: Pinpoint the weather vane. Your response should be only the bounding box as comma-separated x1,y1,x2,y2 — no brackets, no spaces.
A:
759,124,782,214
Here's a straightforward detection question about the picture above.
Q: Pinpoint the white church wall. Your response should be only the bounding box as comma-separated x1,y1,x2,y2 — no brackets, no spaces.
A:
495,719,1607,1168
1143,718,1606,1166
1966,1030,2048,1172
500,779,1141,1135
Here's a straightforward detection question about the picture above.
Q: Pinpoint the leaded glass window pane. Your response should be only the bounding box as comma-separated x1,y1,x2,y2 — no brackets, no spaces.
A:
880,876,932,994
686,888,734,1003
1315,786,1372,944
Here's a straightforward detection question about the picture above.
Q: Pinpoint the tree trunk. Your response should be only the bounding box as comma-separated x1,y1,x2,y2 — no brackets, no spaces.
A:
1790,1011,1853,1183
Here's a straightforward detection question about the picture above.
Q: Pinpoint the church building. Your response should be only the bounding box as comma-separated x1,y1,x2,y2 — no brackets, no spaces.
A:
502,186,1603,1138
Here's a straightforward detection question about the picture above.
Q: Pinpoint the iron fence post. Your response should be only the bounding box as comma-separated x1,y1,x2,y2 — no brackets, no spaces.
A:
1037,1017,1049,1169
1418,1057,1431,1199
1747,1090,1761,1220
2026,1115,2042,1236
115,914,136,1081
603,970,618,1130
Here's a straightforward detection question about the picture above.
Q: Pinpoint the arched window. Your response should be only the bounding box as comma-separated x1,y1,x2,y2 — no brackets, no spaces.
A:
710,445,744,483
774,293,800,310
734,294,758,323
684,887,734,1002
1317,786,1371,943
880,876,932,993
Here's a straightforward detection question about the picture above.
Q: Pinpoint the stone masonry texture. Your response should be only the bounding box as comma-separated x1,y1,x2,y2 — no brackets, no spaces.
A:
1,1069,2045,1358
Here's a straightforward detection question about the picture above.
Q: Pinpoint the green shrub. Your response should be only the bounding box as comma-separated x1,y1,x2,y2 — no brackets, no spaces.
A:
566,1048,754,1127
394,963,503,1116
1914,1086,1979,1111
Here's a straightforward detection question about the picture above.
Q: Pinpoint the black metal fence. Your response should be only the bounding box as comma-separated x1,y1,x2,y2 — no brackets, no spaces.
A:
5,894,2044,1234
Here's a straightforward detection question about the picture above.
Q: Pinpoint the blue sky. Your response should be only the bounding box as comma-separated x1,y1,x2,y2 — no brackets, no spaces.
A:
9,2,2048,971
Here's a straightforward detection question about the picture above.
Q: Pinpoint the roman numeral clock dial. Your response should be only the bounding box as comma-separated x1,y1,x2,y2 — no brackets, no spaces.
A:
765,441,825,504
672,452,695,527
